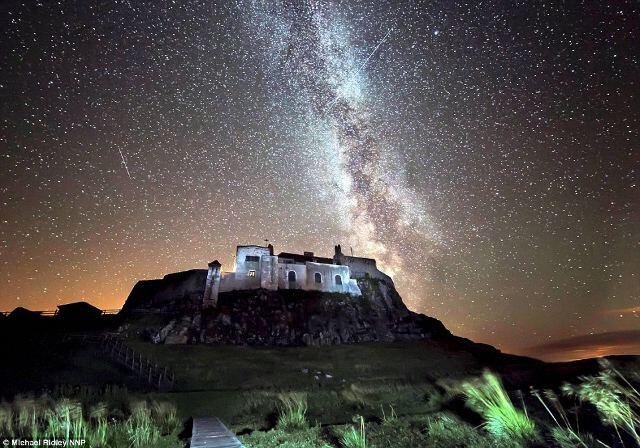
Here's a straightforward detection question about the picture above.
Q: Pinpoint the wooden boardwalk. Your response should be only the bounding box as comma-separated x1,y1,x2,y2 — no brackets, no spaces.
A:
191,417,243,448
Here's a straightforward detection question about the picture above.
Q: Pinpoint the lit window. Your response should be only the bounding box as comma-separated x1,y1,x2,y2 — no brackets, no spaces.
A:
248,270,256,277
315,272,322,283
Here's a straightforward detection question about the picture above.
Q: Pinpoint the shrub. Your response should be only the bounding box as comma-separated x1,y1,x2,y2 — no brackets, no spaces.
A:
276,392,308,431
460,371,538,443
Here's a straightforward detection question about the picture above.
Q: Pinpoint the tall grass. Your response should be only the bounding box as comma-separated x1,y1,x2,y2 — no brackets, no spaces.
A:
460,371,538,443
0,401,13,437
531,389,595,448
340,415,366,448
380,404,397,424
0,390,178,447
88,403,109,447
151,400,179,434
562,359,639,446
126,401,160,447
276,392,308,431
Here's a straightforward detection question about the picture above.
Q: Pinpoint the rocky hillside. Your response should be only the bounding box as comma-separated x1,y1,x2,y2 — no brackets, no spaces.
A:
156,278,449,345
121,276,511,361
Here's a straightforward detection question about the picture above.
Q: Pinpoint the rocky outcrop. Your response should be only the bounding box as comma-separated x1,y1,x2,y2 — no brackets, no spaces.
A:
142,277,453,346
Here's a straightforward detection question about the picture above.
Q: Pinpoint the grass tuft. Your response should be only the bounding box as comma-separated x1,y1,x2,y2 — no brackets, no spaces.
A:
562,359,639,446
460,370,538,443
276,392,308,431
151,400,179,435
340,415,366,448
126,401,160,447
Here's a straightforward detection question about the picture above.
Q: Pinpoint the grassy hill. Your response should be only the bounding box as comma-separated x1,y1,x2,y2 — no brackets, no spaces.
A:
1,313,638,447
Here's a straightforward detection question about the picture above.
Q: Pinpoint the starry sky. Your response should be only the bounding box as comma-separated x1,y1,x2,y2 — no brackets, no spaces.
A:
1,0,638,360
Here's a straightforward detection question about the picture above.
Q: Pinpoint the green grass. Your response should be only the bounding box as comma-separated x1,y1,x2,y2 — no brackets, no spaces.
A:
241,425,332,448
276,392,309,431
459,371,538,444
128,340,482,428
126,340,484,392
339,415,366,448
425,414,494,448
240,412,497,448
2,325,639,447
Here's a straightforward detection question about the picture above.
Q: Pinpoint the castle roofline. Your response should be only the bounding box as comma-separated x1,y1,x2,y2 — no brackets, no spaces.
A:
344,255,376,262
277,251,333,264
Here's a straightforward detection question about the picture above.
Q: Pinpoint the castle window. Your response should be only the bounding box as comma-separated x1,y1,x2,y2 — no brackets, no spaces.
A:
245,255,260,263
335,275,342,285
288,271,296,282
314,272,322,283
248,270,256,277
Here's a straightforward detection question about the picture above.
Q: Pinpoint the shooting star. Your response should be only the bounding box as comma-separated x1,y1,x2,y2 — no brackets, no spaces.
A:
324,27,394,113
357,27,394,73
117,147,132,179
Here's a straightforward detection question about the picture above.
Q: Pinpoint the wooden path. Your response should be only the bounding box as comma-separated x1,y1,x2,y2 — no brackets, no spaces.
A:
191,417,243,448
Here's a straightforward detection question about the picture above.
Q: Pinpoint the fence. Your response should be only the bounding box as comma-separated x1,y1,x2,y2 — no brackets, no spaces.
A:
100,334,176,390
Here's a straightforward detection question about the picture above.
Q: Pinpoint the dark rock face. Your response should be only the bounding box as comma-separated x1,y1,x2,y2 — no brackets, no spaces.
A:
147,277,453,346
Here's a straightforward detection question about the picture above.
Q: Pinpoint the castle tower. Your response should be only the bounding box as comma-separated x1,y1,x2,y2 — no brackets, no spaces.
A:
203,260,221,308
333,244,344,265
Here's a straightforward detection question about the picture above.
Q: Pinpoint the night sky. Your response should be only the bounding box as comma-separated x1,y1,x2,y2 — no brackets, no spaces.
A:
1,0,638,360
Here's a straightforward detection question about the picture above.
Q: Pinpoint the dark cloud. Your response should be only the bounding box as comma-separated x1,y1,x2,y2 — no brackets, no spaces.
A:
523,330,640,362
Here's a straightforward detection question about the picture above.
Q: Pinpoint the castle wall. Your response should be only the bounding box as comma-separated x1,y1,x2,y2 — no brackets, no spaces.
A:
125,245,367,312
207,246,373,302
235,246,272,274
304,262,355,294
260,255,279,290
340,256,392,283
277,262,308,290
219,271,260,292
122,269,207,313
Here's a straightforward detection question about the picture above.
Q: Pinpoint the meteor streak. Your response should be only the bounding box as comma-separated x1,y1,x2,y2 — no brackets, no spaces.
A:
325,26,394,113
117,147,132,179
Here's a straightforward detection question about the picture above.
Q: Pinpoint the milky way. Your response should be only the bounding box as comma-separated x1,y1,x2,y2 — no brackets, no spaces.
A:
1,0,638,358
243,1,441,279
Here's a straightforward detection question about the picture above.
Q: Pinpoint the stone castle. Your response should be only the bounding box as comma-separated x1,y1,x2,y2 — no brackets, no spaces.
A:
124,243,393,313
203,244,394,307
